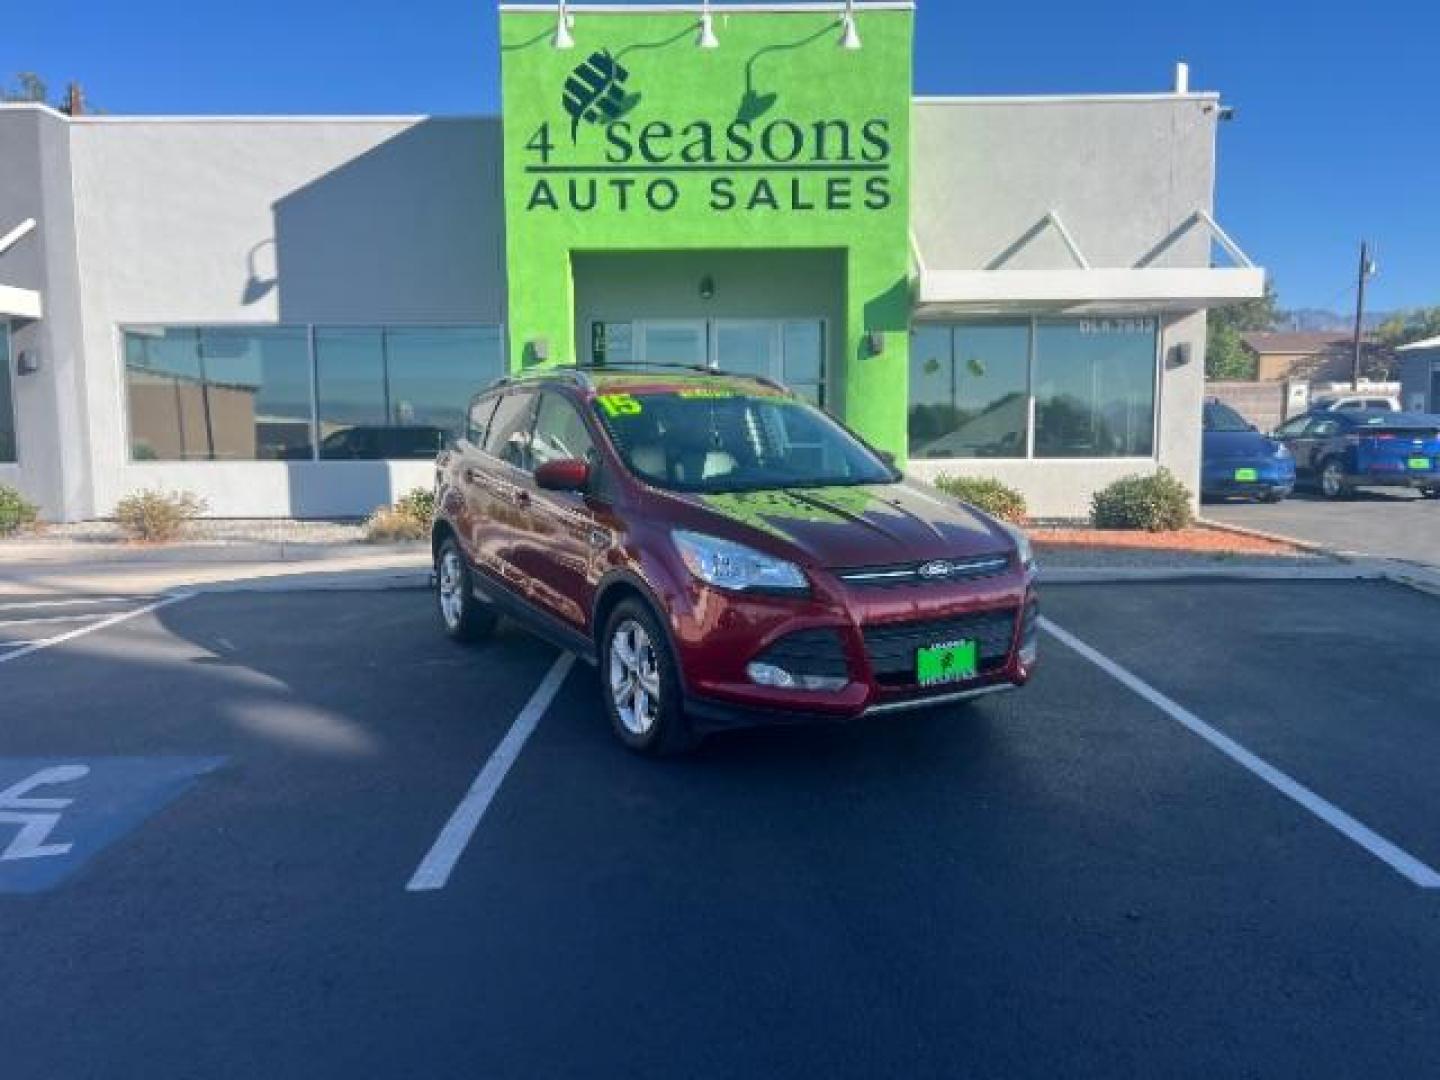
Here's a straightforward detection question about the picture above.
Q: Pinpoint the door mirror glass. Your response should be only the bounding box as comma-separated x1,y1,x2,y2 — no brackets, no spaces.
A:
535,458,591,492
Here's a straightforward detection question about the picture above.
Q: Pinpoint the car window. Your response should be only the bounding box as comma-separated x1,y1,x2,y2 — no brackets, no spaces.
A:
483,391,537,471
1308,418,1341,437
532,392,598,470
466,394,500,446
592,386,894,493
1275,416,1311,437
1366,399,1393,410
1204,402,1252,432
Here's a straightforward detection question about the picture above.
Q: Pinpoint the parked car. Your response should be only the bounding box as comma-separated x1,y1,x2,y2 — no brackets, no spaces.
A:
431,365,1038,754
1273,409,1440,499
1311,393,1401,412
1200,399,1295,502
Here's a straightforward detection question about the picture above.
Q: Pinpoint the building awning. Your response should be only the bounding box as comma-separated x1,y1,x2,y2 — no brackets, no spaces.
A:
0,285,43,320
913,209,1265,317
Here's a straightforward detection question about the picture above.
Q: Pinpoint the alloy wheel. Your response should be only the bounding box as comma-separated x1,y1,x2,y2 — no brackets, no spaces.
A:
438,549,464,629
609,619,661,736
1321,462,1344,498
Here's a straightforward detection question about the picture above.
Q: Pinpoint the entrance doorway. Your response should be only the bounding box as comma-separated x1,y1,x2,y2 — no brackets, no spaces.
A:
587,318,827,406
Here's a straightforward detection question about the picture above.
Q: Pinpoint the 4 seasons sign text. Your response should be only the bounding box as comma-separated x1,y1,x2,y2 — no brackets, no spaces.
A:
523,50,895,215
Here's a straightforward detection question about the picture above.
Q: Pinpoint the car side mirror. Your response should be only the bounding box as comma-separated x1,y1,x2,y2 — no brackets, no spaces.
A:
534,458,591,493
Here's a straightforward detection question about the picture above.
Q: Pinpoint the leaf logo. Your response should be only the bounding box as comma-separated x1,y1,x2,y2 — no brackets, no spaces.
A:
562,50,640,141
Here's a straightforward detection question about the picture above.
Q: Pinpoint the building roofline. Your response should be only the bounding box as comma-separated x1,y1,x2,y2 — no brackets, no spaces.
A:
499,2,914,11
916,92,1221,106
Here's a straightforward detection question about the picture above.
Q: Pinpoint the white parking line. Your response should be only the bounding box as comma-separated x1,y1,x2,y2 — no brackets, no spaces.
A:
0,592,194,667
0,612,119,629
407,652,576,893
1040,616,1440,889
0,596,151,611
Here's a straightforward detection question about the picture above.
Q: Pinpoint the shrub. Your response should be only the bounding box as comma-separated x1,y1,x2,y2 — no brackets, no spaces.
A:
0,484,39,536
395,486,436,524
933,475,1028,525
113,489,207,543
363,488,435,544
1090,469,1194,532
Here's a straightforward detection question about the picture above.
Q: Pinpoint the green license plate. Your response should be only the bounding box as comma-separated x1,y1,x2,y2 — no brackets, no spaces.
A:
916,639,979,687
1408,457,1432,470
1234,468,1258,482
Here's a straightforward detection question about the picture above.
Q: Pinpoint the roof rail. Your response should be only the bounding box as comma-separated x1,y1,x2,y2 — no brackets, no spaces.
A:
486,362,794,396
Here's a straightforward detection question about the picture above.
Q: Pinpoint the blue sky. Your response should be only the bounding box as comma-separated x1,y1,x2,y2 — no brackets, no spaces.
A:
6,0,1437,312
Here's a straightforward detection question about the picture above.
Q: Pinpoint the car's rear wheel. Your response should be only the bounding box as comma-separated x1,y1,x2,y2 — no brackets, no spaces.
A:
1422,487,1440,500
436,537,498,643
1319,459,1350,500
601,599,696,756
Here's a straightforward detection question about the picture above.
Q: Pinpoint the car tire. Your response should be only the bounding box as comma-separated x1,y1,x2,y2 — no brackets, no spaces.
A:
1319,459,1351,501
435,537,498,644
1422,487,1440,500
601,598,697,757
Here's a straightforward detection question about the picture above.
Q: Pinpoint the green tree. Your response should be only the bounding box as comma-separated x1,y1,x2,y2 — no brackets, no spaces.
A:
1205,280,1279,381
1377,307,1440,348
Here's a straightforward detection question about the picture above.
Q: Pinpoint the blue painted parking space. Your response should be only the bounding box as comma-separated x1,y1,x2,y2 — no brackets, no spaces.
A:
0,757,224,894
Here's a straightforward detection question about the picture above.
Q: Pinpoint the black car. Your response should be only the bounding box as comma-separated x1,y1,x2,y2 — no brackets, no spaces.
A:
1272,409,1440,499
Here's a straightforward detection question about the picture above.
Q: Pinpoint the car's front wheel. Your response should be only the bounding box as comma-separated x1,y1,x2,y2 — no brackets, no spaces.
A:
601,599,696,756
436,537,498,643
1319,459,1351,500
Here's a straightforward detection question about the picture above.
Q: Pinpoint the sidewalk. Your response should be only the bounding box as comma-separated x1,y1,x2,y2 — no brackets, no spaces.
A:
0,540,430,598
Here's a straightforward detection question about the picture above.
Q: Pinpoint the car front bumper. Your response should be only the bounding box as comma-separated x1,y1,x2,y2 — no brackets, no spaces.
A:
669,570,1038,731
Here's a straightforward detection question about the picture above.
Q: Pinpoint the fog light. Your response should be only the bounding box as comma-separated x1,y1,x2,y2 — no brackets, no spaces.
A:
798,675,849,692
747,662,796,688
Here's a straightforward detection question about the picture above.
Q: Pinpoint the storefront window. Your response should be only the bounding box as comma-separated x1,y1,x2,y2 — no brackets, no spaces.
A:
1034,318,1156,458
1,322,16,462
316,326,503,460
124,327,311,461
124,324,504,462
908,322,1029,458
907,317,1158,460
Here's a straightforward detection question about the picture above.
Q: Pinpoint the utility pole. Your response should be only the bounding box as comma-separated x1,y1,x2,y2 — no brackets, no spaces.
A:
1351,240,1373,390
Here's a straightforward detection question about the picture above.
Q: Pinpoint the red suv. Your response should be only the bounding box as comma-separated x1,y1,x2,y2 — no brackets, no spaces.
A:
432,366,1037,754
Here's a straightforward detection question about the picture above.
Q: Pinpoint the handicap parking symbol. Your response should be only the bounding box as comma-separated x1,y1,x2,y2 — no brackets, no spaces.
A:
0,757,224,894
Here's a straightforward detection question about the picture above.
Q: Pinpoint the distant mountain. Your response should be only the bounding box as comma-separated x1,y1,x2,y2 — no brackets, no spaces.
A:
1275,308,1395,332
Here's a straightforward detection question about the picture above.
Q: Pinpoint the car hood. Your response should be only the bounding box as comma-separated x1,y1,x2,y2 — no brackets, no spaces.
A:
657,481,1013,568
1205,429,1283,460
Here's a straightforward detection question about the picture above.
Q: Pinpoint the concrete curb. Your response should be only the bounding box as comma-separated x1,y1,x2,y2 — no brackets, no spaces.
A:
1196,516,1349,559
190,569,431,593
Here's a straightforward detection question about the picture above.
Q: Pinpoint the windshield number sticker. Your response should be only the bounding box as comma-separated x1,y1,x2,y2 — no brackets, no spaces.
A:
597,393,643,418
676,389,737,400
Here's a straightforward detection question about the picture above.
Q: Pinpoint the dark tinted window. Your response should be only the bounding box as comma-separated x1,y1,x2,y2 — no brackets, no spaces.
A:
1275,416,1310,438
1204,402,1252,432
483,392,536,471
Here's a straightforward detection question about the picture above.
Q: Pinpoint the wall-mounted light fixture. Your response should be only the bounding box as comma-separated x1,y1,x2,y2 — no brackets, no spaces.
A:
16,350,41,376
864,331,885,357
528,337,551,365
553,0,575,50
698,0,719,49
839,0,862,50
699,275,716,301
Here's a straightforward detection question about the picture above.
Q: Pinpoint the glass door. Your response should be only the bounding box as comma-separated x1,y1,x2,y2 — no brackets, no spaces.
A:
712,321,779,381
637,321,708,367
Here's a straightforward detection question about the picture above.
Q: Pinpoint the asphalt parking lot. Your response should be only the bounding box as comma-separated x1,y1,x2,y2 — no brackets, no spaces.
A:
2,579,1439,1079
1209,487,1440,566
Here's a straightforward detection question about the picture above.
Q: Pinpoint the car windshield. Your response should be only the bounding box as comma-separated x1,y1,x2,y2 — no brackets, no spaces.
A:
1204,402,1253,432
591,386,897,493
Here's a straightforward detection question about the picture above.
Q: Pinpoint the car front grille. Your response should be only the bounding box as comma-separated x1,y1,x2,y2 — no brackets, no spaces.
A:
836,553,1012,588
862,609,1017,687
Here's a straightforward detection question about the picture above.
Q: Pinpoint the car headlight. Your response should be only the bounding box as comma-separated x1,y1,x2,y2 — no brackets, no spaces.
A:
672,530,809,594
1000,522,1035,571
